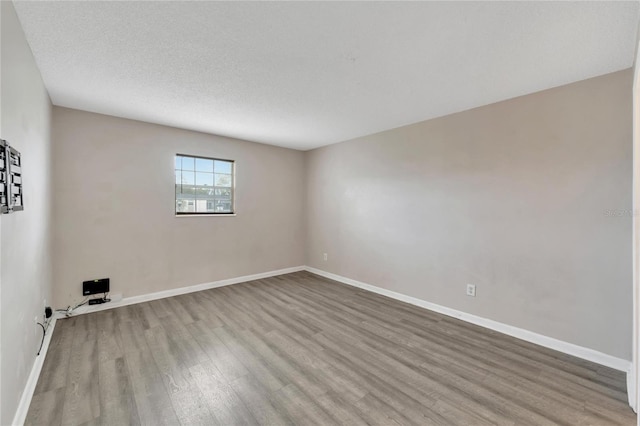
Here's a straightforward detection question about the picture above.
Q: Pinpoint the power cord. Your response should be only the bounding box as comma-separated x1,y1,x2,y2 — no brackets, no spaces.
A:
39,298,88,356
54,293,112,318
40,293,112,356
55,297,89,317
36,322,45,355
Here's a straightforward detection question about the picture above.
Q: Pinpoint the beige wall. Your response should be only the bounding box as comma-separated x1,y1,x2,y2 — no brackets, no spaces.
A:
1,2,53,424
306,69,633,360
52,107,305,307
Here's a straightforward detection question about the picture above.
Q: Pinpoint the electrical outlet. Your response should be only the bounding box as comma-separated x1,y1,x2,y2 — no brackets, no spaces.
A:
466,284,476,297
323,253,328,261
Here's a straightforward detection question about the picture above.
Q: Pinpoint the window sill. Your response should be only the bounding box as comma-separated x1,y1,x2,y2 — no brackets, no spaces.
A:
175,214,236,217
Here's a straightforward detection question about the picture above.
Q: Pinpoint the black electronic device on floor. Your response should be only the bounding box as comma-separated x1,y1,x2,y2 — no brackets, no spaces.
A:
83,278,110,296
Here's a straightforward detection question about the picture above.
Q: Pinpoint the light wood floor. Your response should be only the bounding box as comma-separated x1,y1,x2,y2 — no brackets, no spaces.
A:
26,271,635,425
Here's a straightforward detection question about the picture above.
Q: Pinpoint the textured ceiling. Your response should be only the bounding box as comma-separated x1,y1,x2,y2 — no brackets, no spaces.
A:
13,1,640,150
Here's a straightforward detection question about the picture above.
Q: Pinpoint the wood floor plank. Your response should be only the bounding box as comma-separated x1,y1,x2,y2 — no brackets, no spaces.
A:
60,337,100,426
26,271,636,425
315,391,369,426
230,374,294,426
271,384,337,426
214,326,287,393
145,323,219,424
32,319,75,395
165,295,197,325
351,393,411,426
117,317,148,354
238,328,330,398
264,329,367,403
190,361,258,425
185,320,250,382
95,310,123,364
137,302,162,330
124,347,180,425
24,386,66,426
98,357,140,426
160,314,210,368
176,292,218,324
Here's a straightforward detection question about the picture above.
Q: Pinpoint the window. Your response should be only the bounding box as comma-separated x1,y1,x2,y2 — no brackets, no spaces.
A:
175,154,234,215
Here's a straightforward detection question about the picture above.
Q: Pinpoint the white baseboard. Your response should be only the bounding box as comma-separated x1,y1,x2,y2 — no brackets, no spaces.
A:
304,266,632,373
69,266,306,316
12,316,58,426
626,364,636,411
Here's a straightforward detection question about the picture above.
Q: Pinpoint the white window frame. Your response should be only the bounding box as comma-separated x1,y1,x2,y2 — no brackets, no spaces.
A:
174,153,235,216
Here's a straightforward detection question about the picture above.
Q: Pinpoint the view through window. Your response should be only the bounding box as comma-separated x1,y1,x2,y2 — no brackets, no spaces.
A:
175,154,234,214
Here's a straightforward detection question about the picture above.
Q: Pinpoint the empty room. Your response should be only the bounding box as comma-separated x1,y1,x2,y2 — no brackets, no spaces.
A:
2,0,640,425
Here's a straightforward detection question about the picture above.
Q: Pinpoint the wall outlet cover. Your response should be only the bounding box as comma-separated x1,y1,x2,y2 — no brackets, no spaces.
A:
466,284,476,297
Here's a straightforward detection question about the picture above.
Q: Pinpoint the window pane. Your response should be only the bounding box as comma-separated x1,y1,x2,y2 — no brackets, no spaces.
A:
214,199,232,212
214,160,232,174
176,198,195,213
204,200,216,213
181,156,195,171
195,186,214,197
176,185,196,195
215,173,232,187
175,170,181,185
195,199,208,213
195,172,213,187
174,156,181,170
179,171,195,185
215,188,231,198
196,158,213,172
